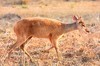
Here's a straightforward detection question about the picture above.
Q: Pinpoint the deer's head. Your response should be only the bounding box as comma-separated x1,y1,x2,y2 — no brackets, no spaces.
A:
73,15,90,33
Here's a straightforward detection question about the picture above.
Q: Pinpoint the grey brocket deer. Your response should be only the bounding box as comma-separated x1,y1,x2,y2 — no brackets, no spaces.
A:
5,15,89,62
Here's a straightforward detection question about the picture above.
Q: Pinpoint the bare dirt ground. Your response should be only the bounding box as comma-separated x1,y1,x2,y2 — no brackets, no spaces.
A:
0,0,100,66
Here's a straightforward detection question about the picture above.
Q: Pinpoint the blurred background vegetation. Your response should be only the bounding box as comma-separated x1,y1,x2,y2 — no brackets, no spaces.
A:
0,0,100,5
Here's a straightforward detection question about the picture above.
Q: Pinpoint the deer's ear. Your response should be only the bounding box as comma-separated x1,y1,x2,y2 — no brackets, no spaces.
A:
73,15,78,22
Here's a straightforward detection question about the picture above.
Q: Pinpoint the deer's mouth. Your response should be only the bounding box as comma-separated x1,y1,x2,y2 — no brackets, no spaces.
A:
79,27,90,34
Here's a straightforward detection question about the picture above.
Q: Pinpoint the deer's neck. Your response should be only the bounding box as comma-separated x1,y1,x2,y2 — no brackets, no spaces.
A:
61,22,77,33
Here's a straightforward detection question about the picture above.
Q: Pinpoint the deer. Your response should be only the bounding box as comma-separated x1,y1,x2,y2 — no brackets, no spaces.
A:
5,15,89,62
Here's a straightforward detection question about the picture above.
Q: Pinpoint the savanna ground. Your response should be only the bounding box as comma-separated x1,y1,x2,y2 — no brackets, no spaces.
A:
0,0,100,66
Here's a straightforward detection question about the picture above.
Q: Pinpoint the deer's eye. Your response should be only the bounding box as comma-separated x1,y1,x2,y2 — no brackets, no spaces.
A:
81,23,85,27
79,22,85,27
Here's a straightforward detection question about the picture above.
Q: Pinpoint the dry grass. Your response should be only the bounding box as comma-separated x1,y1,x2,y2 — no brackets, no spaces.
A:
0,1,100,66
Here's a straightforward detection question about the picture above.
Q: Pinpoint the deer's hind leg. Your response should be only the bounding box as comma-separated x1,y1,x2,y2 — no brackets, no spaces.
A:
20,36,35,62
5,36,32,62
